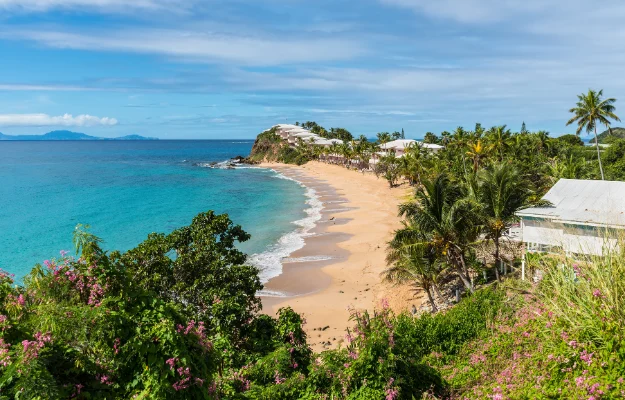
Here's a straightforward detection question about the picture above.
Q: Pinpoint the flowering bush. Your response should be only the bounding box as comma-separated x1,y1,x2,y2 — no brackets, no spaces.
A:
432,251,625,399
12,210,625,399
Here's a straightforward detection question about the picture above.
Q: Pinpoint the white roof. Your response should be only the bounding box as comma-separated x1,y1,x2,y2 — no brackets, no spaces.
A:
312,138,334,145
312,138,343,145
290,132,317,138
419,142,444,149
380,139,417,150
380,139,444,151
517,179,625,227
285,128,309,133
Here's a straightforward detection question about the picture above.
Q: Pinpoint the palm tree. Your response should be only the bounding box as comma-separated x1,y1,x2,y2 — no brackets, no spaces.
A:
400,145,425,186
450,126,470,150
566,89,621,180
328,143,340,164
535,131,551,154
486,125,513,161
547,154,587,181
377,132,392,145
466,140,491,172
477,163,538,282
395,174,480,292
384,242,442,312
339,142,352,167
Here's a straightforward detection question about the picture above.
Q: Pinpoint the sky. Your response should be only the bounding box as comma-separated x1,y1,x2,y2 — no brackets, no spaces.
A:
0,0,624,139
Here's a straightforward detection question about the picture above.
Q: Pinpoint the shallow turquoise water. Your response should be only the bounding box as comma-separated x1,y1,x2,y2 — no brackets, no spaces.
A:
0,140,308,281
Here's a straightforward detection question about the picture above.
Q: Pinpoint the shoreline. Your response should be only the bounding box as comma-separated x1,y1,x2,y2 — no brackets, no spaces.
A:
258,161,423,351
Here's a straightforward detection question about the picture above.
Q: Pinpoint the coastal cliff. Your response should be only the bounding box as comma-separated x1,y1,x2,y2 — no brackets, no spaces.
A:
248,127,307,164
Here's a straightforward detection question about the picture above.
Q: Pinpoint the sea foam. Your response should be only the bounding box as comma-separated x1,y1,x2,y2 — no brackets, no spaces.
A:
250,169,323,295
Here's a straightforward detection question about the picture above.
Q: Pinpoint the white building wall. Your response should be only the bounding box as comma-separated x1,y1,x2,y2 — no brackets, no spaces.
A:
522,218,621,256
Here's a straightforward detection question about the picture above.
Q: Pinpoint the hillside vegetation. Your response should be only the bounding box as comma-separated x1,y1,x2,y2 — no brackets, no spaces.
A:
248,128,309,165
3,220,625,399
598,127,625,143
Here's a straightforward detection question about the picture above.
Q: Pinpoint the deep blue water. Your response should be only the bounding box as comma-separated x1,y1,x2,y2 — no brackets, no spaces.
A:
0,141,311,282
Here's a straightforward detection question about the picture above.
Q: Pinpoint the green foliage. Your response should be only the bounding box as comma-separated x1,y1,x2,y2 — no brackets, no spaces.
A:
435,249,625,398
0,250,219,398
423,132,439,144
115,211,261,339
326,127,354,142
554,133,584,147
602,138,625,180
567,88,621,179
393,288,505,360
597,126,625,143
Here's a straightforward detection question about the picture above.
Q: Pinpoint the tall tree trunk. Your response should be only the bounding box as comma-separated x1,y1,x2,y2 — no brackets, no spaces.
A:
433,282,444,302
425,286,438,313
455,266,473,293
451,251,474,293
494,235,502,282
595,125,605,180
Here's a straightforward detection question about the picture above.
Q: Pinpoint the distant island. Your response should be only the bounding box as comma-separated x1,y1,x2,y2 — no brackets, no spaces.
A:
0,130,158,141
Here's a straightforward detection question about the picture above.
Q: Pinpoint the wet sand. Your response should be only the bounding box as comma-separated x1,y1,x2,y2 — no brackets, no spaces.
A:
259,161,423,351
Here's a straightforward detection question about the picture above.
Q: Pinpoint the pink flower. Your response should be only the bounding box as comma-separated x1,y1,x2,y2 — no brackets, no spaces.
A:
593,289,602,298
166,357,178,370
580,350,594,366
16,294,25,306
575,376,585,387
385,388,399,400
274,371,286,385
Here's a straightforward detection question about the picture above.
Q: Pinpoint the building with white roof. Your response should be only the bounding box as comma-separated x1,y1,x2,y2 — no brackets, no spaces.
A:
312,137,343,147
287,131,319,146
379,139,444,156
516,179,625,256
370,139,444,165
379,139,417,156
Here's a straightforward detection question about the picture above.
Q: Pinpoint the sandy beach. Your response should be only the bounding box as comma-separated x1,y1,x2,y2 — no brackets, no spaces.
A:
259,161,422,351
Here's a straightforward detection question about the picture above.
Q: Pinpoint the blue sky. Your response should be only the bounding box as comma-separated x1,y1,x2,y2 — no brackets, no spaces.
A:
0,0,624,139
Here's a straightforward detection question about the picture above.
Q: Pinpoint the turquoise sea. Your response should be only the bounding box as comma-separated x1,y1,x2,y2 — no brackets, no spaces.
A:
0,141,318,284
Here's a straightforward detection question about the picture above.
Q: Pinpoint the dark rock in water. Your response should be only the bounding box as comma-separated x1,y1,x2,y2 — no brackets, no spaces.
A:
231,155,258,165
210,162,218,166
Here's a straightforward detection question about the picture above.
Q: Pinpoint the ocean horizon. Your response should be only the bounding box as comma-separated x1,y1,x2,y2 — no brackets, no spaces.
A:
0,140,316,284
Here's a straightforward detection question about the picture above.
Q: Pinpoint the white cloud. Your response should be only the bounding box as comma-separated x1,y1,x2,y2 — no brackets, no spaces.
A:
0,83,104,91
0,0,193,12
380,0,524,22
0,113,118,127
4,29,362,66
380,0,625,32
